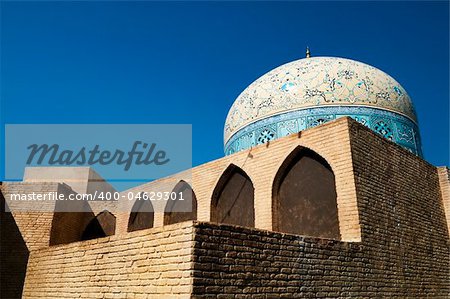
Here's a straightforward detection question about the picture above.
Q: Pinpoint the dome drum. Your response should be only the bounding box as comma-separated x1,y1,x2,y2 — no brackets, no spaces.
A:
224,105,422,156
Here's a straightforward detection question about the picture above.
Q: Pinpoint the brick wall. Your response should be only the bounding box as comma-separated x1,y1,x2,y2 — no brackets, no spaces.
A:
192,222,363,298
21,216,449,299
192,214,448,298
22,221,195,299
348,121,449,296
437,167,450,233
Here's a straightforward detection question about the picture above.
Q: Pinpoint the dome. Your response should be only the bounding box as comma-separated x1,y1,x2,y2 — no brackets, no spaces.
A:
224,56,422,156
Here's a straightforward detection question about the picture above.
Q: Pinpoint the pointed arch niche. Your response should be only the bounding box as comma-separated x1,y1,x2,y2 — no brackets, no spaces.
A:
127,196,154,232
211,164,255,228
81,210,116,241
164,181,197,225
272,147,340,239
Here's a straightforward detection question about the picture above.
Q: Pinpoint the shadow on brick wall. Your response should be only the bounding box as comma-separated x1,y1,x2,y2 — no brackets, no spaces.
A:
0,187,29,299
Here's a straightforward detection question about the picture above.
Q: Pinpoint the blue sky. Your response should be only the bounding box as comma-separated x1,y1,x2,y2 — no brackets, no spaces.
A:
1,1,449,181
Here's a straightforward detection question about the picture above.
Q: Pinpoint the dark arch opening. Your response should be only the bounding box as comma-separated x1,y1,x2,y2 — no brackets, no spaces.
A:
128,196,154,232
164,181,197,225
272,147,340,239
211,164,255,227
81,210,116,241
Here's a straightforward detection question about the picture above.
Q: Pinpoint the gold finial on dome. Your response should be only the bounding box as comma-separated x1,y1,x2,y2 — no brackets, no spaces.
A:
306,47,311,58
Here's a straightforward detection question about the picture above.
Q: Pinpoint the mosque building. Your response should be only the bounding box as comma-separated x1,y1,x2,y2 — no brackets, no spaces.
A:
1,52,449,298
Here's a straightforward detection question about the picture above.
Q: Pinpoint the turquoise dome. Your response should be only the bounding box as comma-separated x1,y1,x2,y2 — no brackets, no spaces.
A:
224,56,422,156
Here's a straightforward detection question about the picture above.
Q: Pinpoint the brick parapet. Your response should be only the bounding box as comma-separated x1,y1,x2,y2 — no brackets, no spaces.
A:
22,221,196,298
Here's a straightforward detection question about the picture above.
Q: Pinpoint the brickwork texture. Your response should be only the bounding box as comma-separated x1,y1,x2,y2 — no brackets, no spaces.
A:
1,118,448,298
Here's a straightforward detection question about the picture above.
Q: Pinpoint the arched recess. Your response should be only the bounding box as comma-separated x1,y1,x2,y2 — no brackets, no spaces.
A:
164,181,197,225
128,196,154,232
81,210,116,241
211,164,255,227
272,146,340,239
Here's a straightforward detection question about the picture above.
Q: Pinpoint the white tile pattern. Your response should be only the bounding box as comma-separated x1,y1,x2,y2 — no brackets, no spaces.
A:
224,57,416,144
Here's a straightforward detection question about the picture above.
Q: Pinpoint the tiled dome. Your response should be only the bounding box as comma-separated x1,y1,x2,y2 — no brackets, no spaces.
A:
224,56,422,156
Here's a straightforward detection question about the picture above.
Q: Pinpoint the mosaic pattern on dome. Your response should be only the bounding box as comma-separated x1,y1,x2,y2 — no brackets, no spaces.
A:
224,57,416,144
